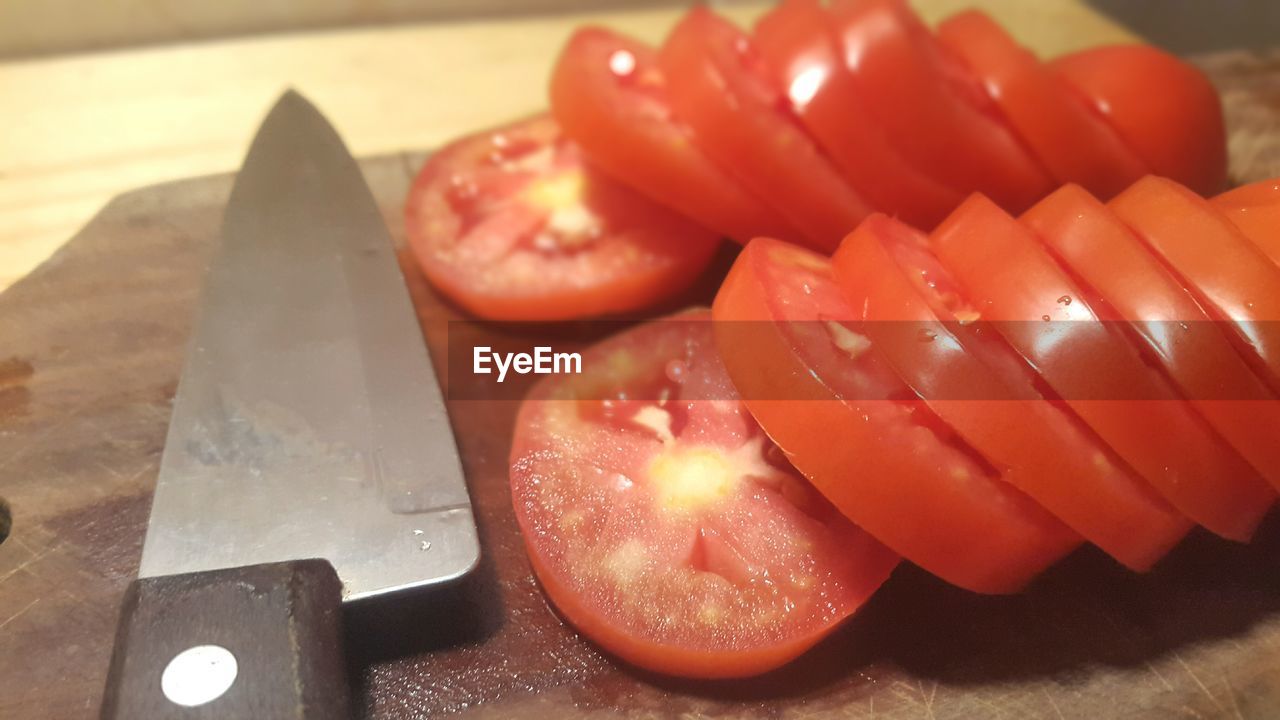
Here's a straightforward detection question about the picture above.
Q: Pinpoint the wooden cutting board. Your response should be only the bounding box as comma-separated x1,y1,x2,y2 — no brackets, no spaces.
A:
3,50,1280,720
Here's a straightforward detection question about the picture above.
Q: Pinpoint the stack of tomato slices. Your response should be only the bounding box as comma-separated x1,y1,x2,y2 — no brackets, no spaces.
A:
548,0,1225,249
407,0,1226,321
410,0,1269,683
510,175,1280,679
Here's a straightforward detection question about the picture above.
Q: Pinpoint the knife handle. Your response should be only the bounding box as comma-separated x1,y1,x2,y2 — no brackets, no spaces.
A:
101,559,351,720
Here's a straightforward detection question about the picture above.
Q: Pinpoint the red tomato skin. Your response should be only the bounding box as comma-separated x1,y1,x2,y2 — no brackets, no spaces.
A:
931,195,1209,567
1213,179,1280,269
658,7,870,252
827,0,1055,213
1052,45,1228,196
549,27,799,243
751,0,962,228
404,114,719,321
510,311,898,678
713,238,1080,594
835,215,1202,563
1111,177,1280,396
936,11,1148,200
1022,185,1277,531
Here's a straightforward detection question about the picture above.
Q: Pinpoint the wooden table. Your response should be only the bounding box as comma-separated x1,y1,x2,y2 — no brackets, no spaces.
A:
0,0,1136,292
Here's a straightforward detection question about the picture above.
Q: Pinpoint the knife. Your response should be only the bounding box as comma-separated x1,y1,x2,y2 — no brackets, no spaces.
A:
100,91,480,720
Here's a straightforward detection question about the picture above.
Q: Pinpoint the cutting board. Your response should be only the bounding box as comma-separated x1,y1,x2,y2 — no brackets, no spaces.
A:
3,49,1280,720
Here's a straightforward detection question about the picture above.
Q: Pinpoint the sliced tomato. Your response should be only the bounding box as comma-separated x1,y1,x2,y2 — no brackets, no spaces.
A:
404,114,719,320
1213,179,1280,268
751,0,962,228
827,0,1055,212
550,27,799,243
509,310,898,678
931,195,1224,561
1111,177,1280,395
712,237,1079,594
833,214,1197,566
1052,45,1227,195
936,10,1148,200
1021,185,1277,530
657,7,870,252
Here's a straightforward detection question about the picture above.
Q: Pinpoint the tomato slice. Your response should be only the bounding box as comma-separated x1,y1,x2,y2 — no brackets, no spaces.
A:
936,11,1148,200
1212,179,1280,268
1052,45,1227,196
658,7,870,252
828,0,1055,212
833,214,1198,565
931,195,1223,562
1021,185,1277,532
751,0,962,228
1111,177,1280,395
550,27,799,243
404,114,719,320
509,310,898,678
712,237,1079,594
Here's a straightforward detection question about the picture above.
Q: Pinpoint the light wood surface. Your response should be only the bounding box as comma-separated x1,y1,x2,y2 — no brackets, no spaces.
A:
0,0,681,59
0,0,1135,292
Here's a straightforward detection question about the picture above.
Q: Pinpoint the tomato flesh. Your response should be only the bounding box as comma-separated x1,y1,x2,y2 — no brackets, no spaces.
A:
713,238,1080,594
1213,179,1280,269
1022,185,1277,533
752,0,962,228
828,0,1055,212
405,114,720,320
1052,45,1227,195
1111,177,1280,396
510,310,898,678
936,10,1148,200
833,214,1209,564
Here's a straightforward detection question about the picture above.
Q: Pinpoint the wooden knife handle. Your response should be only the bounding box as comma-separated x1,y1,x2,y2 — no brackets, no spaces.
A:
101,559,351,720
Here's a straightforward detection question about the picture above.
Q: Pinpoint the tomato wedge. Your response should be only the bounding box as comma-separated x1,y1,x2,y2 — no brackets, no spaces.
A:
1111,177,1280,395
832,214,1208,563
404,114,719,320
509,310,898,678
1021,185,1277,531
931,195,1218,562
752,0,962,228
828,0,1055,212
936,10,1148,200
550,27,798,243
713,237,1079,594
1052,45,1227,195
1212,179,1280,268
659,7,870,251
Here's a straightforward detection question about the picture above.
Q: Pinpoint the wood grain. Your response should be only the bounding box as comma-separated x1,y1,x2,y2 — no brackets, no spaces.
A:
0,0,1137,293
2,47,1279,720
0,0,694,59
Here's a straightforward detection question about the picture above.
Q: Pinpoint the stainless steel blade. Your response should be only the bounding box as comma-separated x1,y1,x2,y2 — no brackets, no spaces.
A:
138,91,478,601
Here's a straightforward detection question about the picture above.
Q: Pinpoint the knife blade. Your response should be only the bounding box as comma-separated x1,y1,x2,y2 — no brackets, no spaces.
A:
101,90,479,720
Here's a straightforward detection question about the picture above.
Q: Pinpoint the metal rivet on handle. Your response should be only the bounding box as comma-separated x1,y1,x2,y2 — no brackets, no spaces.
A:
160,644,238,707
